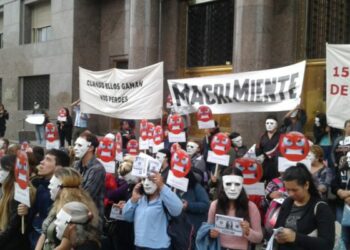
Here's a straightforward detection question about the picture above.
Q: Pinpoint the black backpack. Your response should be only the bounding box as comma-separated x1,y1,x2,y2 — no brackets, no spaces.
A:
163,203,195,250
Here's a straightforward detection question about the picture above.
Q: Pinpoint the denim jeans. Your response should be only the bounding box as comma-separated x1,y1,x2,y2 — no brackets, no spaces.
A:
35,125,45,146
336,205,350,249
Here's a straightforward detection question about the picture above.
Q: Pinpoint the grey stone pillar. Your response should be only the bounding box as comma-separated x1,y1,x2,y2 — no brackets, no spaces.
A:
231,0,275,146
129,0,160,69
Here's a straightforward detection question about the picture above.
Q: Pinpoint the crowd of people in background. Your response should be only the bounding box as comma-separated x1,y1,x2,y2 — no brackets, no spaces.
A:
0,100,348,250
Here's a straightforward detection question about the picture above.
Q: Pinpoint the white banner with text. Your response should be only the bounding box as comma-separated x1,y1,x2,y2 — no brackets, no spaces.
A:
326,44,350,129
168,61,306,114
79,62,163,119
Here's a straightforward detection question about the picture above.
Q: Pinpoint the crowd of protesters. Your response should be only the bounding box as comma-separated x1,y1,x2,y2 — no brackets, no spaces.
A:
0,101,348,250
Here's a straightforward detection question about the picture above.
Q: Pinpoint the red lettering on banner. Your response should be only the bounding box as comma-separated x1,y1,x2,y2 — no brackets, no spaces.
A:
330,84,348,96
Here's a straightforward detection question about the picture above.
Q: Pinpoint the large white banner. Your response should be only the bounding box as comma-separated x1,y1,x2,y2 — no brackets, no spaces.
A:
79,62,163,119
326,44,350,129
168,61,306,114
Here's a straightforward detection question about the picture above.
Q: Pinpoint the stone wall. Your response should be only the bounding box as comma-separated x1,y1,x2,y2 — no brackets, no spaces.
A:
0,0,74,141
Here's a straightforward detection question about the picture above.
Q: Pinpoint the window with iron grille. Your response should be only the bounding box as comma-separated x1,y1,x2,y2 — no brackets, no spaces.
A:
307,0,350,59
187,0,234,67
21,75,49,110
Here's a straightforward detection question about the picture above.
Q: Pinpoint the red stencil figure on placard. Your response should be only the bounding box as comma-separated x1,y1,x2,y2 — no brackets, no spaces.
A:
197,106,213,122
279,131,310,162
210,132,231,155
168,114,184,134
140,119,148,141
115,132,122,154
234,158,263,185
45,123,58,142
21,141,30,151
57,108,67,121
127,139,139,156
147,122,155,140
15,151,29,189
171,143,181,155
171,149,191,178
153,125,164,145
97,137,116,162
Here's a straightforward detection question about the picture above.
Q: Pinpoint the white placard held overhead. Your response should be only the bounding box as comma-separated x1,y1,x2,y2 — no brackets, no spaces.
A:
244,183,265,196
278,157,311,172
207,150,230,166
198,120,215,129
139,138,149,150
166,171,189,192
168,132,186,143
14,183,31,207
98,159,116,174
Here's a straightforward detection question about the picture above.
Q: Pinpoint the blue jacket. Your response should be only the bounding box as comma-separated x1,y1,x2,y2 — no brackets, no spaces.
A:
123,185,182,249
180,183,210,231
196,223,220,250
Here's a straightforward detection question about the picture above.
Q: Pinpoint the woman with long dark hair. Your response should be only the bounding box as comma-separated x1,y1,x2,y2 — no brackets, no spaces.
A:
57,107,73,147
274,163,335,250
0,155,35,250
208,167,263,249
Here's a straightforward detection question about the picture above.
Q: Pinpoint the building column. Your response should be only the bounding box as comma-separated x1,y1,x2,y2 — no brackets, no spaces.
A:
231,0,274,146
128,0,160,69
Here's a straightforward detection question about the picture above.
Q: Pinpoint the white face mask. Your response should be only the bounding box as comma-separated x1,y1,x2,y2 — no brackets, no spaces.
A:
222,175,243,200
347,152,350,166
122,172,138,184
48,176,62,201
74,137,91,159
232,136,243,147
315,117,321,127
54,209,72,240
0,168,9,184
186,142,199,156
142,178,157,195
155,152,166,164
0,140,4,149
265,119,277,132
307,152,316,163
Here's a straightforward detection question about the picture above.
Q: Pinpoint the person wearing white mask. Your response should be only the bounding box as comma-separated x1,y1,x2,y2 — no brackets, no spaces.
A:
207,167,263,249
17,149,70,250
54,201,100,250
186,140,208,185
73,131,106,222
123,172,183,249
256,115,281,183
35,167,99,250
0,155,35,250
106,155,137,250
229,132,248,159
